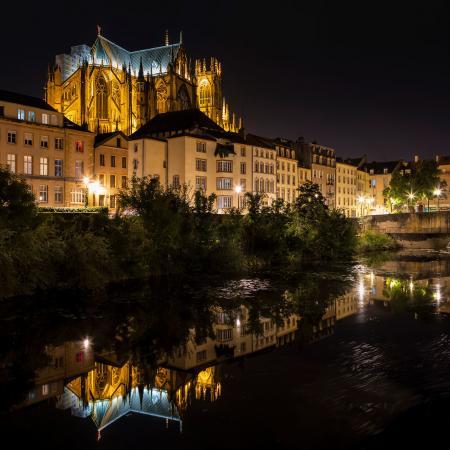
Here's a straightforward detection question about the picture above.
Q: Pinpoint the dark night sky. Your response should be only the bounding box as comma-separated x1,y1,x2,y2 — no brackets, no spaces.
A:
2,0,450,161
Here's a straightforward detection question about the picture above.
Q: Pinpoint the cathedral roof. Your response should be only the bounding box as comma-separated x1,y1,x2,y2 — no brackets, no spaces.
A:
0,89,57,112
91,34,181,76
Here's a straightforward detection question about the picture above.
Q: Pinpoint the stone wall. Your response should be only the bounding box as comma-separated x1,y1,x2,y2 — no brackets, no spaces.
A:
363,212,450,234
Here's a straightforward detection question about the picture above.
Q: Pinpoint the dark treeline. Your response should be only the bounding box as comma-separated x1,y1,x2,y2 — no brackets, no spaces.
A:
0,168,356,298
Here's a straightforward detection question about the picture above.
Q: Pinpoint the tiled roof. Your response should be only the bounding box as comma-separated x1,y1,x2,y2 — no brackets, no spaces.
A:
245,134,276,149
63,117,90,132
130,109,223,139
0,89,57,112
92,34,181,76
363,160,402,174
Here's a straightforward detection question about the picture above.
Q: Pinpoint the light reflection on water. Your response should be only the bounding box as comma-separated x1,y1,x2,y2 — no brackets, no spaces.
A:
4,252,450,448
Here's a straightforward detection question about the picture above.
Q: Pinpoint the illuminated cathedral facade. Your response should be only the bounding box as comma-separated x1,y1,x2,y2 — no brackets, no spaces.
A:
45,29,241,135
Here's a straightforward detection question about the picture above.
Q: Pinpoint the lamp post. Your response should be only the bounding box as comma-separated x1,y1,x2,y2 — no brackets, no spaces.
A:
433,187,442,212
407,192,415,213
357,195,365,217
235,185,242,210
83,176,90,207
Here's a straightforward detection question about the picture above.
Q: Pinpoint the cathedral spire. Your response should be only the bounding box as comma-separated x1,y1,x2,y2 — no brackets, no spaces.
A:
138,57,144,81
97,24,102,36
179,30,183,44
165,29,169,46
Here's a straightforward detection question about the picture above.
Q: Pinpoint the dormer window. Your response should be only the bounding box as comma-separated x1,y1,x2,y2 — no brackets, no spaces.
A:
28,111,36,122
17,109,25,120
383,168,388,174
370,169,374,174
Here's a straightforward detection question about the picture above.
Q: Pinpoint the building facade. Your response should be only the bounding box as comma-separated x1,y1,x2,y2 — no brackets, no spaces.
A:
336,159,358,217
0,90,93,208
130,109,252,211
297,140,336,207
274,138,298,204
45,31,240,136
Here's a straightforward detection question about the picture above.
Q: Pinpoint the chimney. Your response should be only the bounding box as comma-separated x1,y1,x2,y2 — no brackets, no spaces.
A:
436,155,440,163
414,155,419,163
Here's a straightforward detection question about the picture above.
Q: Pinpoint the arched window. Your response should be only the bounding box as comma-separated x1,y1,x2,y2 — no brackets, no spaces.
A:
260,162,264,173
96,76,108,119
199,83,211,106
260,179,264,192
270,180,274,193
254,178,259,192
265,179,270,193
177,84,191,109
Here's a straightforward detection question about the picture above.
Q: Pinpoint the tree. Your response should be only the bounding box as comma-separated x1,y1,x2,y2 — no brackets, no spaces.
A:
0,167,37,230
385,160,441,211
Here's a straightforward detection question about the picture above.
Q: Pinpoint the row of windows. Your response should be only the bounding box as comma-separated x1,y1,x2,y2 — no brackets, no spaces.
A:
5,131,66,150
7,154,66,177
97,174,127,189
254,148,275,159
337,187,356,195
338,175,356,185
276,173,296,186
276,161,296,172
196,159,240,173
254,178,275,194
276,188,295,203
276,148,296,159
254,162,274,174
15,108,57,125
337,167,356,175
99,154,127,168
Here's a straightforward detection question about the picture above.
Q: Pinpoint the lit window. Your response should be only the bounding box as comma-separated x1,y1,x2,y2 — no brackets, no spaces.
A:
40,157,48,176
98,174,105,185
111,155,116,167
195,176,207,191
42,384,49,396
240,162,246,174
110,174,116,188
28,111,36,122
122,157,127,169
71,189,85,204
7,154,16,173
217,160,232,172
99,154,105,166
42,113,49,124
217,195,232,209
23,155,33,174
216,177,233,190
17,109,25,120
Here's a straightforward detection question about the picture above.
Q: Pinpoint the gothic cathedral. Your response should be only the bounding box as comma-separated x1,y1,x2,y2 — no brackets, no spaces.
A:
45,30,241,135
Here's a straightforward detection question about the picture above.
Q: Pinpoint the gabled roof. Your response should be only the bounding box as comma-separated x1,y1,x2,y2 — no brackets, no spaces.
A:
130,109,223,139
64,117,90,132
92,34,181,76
0,89,57,112
94,130,129,147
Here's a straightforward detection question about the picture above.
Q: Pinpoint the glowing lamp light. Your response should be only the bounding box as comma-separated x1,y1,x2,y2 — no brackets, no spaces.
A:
434,188,442,197
407,192,415,200
83,338,90,349
357,195,365,204
83,176,90,186
236,318,241,327
234,185,242,194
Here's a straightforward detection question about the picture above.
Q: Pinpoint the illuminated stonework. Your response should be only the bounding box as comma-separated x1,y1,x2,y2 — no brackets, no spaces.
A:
45,31,241,135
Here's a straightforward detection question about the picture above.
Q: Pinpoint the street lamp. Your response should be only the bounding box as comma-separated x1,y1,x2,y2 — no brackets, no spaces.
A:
433,187,442,211
357,195,365,217
235,185,242,210
83,176,90,207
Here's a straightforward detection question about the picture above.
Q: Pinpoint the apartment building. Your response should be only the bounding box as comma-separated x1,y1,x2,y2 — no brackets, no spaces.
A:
273,138,298,204
336,158,358,217
0,89,93,207
246,134,277,206
130,109,252,211
297,139,336,207
93,131,129,210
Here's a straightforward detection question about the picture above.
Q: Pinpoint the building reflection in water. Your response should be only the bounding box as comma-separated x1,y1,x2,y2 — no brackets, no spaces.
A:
21,265,449,438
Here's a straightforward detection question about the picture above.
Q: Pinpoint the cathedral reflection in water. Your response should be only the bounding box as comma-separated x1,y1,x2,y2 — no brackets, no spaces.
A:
19,263,450,438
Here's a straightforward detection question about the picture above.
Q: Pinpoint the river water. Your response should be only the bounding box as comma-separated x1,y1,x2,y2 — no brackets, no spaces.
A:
2,251,450,449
